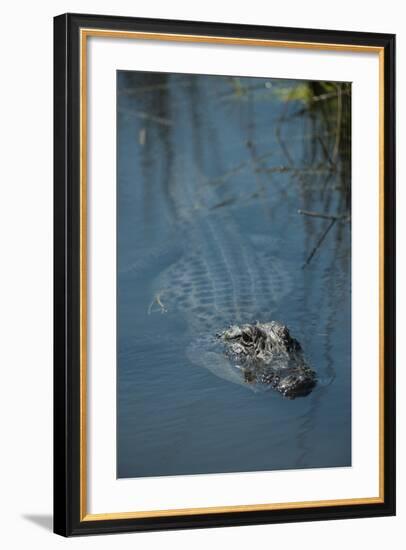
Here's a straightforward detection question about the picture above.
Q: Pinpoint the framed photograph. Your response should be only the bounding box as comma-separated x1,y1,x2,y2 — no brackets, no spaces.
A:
54,13,395,536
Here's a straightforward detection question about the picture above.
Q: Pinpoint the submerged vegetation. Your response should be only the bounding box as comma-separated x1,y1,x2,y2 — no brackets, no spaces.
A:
275,80,351,206
221,77,351,266
277,80,351,265
118,72,351,267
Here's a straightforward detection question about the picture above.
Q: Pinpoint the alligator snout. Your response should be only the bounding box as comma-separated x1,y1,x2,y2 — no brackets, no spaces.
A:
278,371,317,398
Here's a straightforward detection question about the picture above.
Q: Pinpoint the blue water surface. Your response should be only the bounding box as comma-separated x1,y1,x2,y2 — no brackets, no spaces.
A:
117,72,351,478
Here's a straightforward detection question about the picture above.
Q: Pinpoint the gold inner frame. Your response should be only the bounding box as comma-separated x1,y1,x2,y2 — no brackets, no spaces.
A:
79,28,385,522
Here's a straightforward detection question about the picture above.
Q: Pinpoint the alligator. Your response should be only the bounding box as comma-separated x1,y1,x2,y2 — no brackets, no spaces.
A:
146,157,317,399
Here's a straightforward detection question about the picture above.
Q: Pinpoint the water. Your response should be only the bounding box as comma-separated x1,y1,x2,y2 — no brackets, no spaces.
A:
117,72,351,478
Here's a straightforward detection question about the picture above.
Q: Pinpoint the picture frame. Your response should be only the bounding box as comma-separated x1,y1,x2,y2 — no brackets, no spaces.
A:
53,12,396,536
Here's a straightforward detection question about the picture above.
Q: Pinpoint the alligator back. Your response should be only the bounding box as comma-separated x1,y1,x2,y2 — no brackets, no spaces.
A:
150,212,292,334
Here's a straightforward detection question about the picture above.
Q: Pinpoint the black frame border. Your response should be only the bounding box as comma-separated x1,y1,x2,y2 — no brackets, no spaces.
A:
54,12,396,537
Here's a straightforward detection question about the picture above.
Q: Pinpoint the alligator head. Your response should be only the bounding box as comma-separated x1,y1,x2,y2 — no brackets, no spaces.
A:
217,322,316,399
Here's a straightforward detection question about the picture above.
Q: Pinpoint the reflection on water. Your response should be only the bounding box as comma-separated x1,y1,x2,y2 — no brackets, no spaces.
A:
117,71,351,478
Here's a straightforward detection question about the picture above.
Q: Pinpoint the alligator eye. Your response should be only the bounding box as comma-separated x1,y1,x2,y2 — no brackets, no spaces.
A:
242,332,251,343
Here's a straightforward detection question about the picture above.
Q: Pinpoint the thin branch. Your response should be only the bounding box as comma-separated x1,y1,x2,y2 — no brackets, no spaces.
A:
259,166,335,176
118,107,172,127
148,293,168,314
302,218,337,268
298,209,350,221
210,151,274,187
332,84,343,164
317,135,335,167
